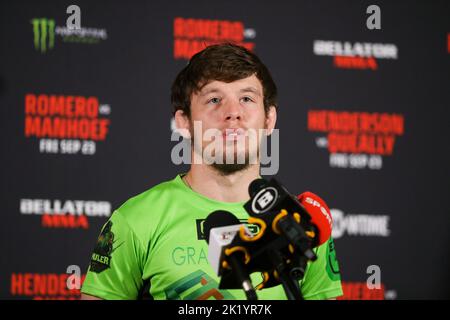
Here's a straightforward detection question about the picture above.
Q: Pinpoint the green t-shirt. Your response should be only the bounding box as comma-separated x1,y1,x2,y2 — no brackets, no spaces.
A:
81,174,343,300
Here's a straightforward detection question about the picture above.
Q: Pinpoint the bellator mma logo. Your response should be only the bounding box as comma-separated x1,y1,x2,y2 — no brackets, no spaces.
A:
173,17,256,60
20,198,112,229
313,40,398,70
24,93,111,155
307,109,405,170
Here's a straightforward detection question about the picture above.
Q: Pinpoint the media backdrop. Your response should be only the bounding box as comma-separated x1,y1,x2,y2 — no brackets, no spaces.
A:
1,0,449,299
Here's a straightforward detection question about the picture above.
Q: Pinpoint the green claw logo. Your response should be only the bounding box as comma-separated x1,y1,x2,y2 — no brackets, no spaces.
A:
31,18,55,53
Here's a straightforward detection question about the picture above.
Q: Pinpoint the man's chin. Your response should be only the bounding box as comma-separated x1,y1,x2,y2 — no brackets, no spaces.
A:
209,150,252,175
210,162,251,176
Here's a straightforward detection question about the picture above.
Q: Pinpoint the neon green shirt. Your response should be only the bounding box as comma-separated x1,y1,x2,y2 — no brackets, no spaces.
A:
81,174,343,300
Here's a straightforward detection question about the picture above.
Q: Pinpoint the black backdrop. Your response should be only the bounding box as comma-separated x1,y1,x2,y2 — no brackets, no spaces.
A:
1,0,449,299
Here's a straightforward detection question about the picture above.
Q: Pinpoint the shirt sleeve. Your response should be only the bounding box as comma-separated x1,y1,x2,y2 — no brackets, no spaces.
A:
300,237,343,300
81,210,145,299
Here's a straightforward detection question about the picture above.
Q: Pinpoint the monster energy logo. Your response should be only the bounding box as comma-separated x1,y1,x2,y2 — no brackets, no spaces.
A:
31,18,55,53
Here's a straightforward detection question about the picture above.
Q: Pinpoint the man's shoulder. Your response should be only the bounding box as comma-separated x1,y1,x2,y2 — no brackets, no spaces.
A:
111,175,182,230
120,176,180,211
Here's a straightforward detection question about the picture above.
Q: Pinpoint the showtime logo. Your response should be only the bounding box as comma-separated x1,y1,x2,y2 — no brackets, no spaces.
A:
331,209,390,239
11,273,85,300
24,93,111,155
308,109,405,170
173,17,256,60
20,199,112,229
313,40,398,70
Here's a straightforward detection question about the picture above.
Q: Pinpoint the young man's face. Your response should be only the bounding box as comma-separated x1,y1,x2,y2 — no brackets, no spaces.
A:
176,73,277,175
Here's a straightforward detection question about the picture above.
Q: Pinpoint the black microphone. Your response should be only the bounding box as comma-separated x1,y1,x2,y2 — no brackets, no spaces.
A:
203,210,257,300
246,178,317,260
248,178,268,198
203,210,240,243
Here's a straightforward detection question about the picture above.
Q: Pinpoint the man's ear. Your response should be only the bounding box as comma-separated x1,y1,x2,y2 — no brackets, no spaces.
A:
174,109,191,139
265,106,277,135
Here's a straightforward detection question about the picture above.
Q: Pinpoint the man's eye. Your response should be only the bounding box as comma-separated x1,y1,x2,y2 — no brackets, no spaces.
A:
241,96,254,103
208,97,221,104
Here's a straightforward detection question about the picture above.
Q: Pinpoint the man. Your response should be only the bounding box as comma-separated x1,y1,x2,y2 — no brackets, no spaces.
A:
81,43,343,300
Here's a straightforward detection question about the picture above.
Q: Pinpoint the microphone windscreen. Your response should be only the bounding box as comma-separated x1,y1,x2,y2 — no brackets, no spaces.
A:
203,210,240,243
248,178,268,198
298,192,333,246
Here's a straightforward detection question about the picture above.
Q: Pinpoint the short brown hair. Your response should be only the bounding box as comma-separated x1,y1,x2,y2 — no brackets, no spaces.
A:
171,43,278,117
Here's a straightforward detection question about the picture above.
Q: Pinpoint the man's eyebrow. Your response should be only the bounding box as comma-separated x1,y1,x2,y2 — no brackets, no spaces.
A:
240,87,261,96
199,86,262,97
199,88,221,97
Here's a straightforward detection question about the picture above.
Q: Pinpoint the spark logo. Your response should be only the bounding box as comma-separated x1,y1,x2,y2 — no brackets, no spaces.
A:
24,93,112,155
173,17,256,60
313,40,398,70
308,109,405,170
20,199,112,229
331,209,390,239
31,17,107,53
11,273,86,300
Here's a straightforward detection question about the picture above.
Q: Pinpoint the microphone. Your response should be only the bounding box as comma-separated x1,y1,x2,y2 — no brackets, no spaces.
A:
246,178,332,261
203,210,241,243
203,210,257,300
242,178,334,300
297,191,332,247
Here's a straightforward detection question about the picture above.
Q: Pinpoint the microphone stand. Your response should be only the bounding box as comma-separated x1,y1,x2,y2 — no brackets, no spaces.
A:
227,255,258,301
268,249,305,300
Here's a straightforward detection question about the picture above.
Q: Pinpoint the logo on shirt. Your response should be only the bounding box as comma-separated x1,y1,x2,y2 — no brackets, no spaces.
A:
89,221,123,273
165,269,235,300
196,219,260,240
325,238,341,281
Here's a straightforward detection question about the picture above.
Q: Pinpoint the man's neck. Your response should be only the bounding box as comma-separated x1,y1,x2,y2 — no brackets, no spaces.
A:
184,164,260,203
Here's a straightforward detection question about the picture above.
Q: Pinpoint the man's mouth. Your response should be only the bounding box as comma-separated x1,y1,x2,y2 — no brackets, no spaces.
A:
223,128,246,141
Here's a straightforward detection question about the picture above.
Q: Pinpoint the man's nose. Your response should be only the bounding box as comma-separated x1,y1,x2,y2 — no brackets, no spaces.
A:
223,100,242,121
